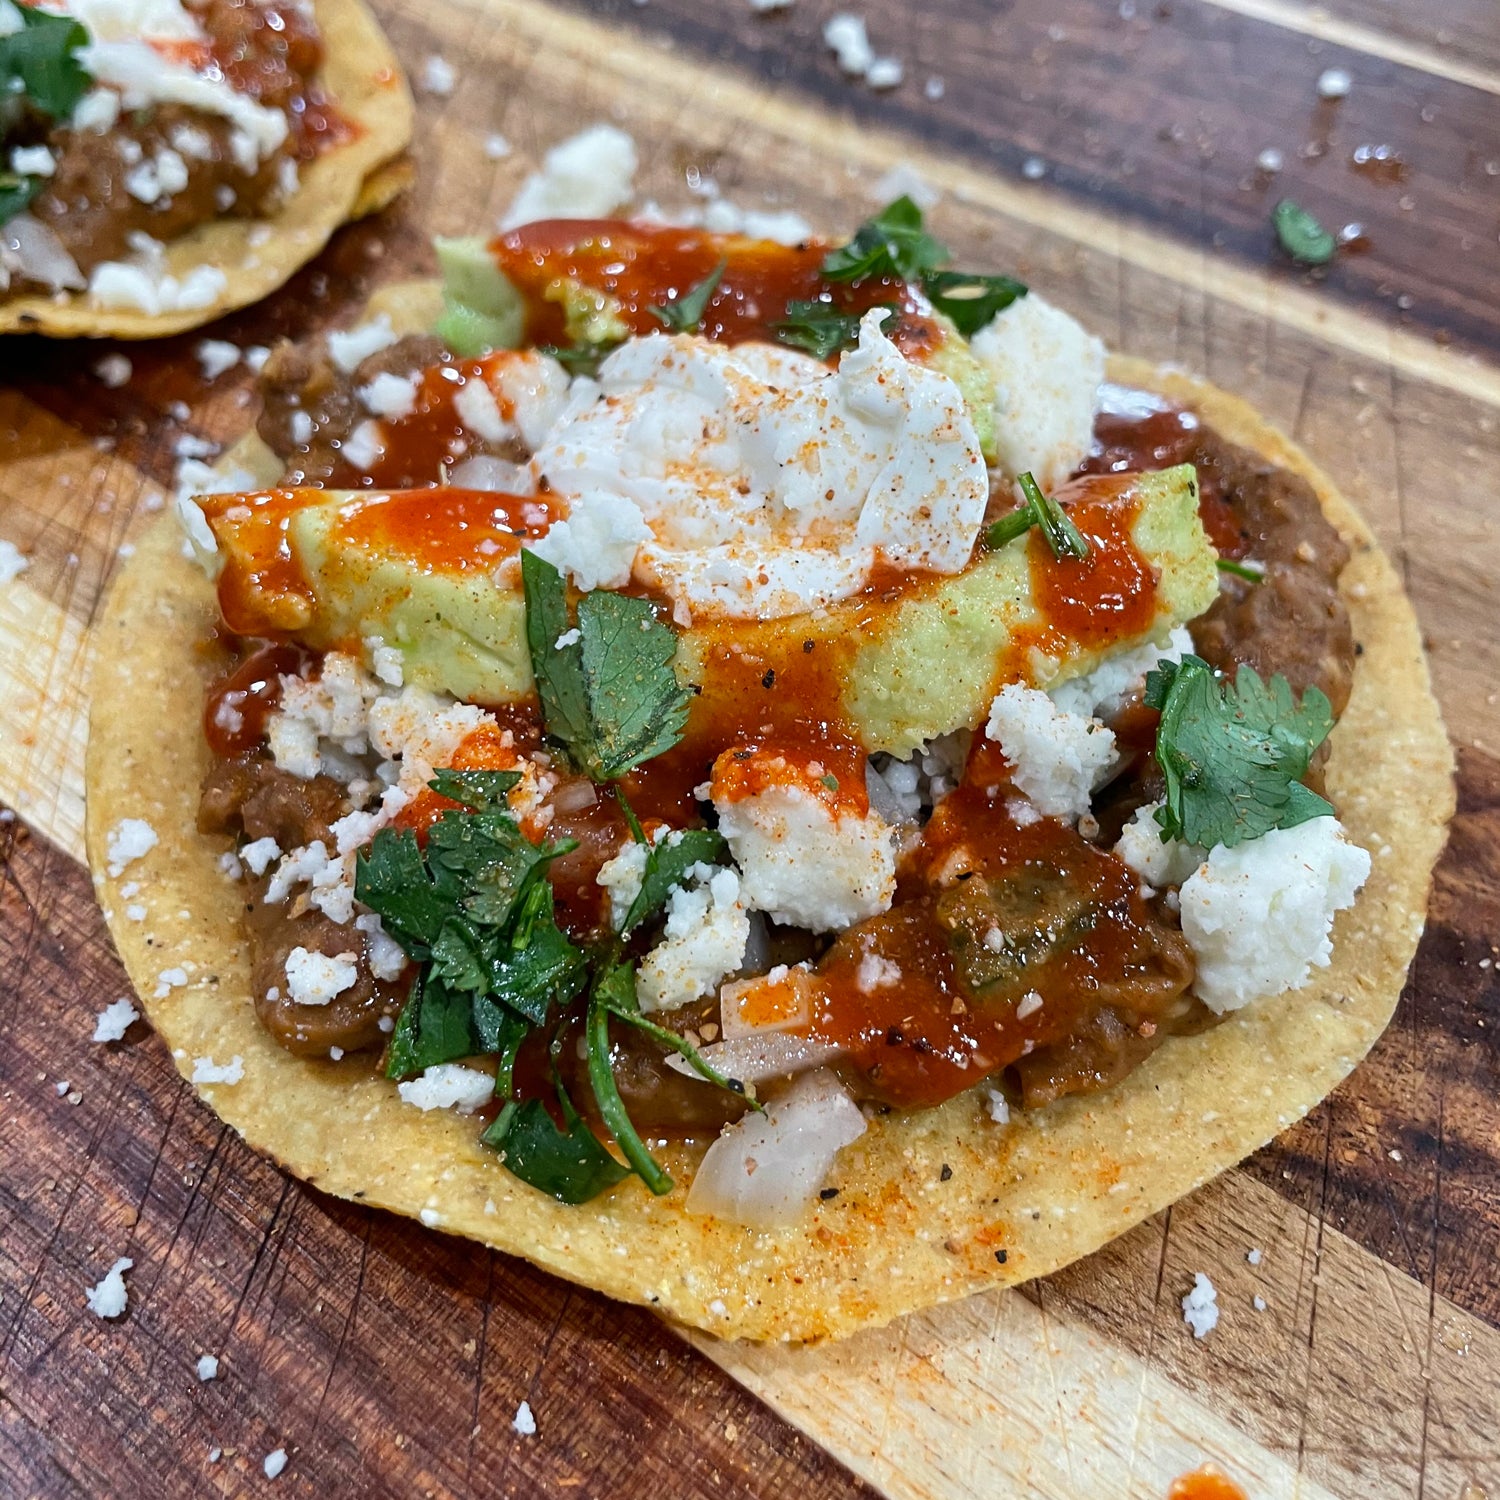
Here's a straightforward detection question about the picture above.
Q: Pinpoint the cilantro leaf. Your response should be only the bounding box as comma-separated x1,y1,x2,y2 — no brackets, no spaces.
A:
1145,655,1335,849
536,341,622,378
1,8,91,124
620,826,729,936
821,196,948,284
775,299,897,360
384,971,483,1078
577,590,690,776
984,472,1089,559
426,768,522,810
523,551,690,782
649,259,725,333
0,172,41,227
1273,199,1336,267
482,1093,630,1204
354,828,453,956
920,271,1027,336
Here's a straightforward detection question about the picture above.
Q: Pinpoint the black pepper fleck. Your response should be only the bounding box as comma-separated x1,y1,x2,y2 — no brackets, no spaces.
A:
940,1164,953,1182
819,1187,840,1201
995,1249,1008,1264
761,669,776,688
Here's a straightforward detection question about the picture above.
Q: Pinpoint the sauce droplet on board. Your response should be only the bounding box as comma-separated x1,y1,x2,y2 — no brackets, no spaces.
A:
1167,1463,1249,1500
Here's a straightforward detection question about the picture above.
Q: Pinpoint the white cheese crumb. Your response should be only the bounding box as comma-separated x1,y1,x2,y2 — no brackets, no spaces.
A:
327,314,398,374
208,1446,222,1463
1179,817,1371,1013
340,418,384,472
513,1400,537,1437
240,836,282,876
10,143,56,176
284,946,359,1007
1015,990,1043,1019
1253,1295,1268,1312
356,911,408,981
263,1448,288,1480
872,162,939,210
92,997,139,1042
985,1089,1010,1125
855,952,901,992
1113,800,1205,887
55,1079,70,1097
865,56,903,89
1182,1272,1219,1338
420,54,456,96
500,123,638,231
195,338,240,381
985,684,1115,823
190,1054,244,1085
85,1257,133,1319
714,774,896,932
483,132,511,159
196,1353,220,1381
554,628,581,649
359,370,421,421
1247,1247,1263,1265
153,966,189,998
749,0,793,9
1256,147,1285,173
824,13,875,74
106,817,158,877
0,538,28,584
1317,67,1351,99
637,866,751,1013
397,1063,495,1114
969,292,1106,491
94,352,133,388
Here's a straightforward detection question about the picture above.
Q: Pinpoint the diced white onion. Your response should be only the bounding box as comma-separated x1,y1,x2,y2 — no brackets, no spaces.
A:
685,1069,865,1229
2,215,85,291
446,454,532,493
550,778,598,814
664,1031,843,1087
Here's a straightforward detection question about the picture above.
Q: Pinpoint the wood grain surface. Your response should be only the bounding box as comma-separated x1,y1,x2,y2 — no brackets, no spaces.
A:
1,0,1498,1496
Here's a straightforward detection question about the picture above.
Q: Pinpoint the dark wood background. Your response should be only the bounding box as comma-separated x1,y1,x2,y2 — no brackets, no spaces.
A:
2,0,1498,1495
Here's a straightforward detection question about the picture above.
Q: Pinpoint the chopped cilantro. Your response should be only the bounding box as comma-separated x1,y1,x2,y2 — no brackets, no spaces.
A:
1216,556,1265,583
1,7,91,124
921,270,1028,336
521,551,690,782
821,196,948,284
649,259,726,333
355,777,584,1070
984,471,1089,560
536,340,622,378
1272,199,1336,267
483,1085,630,1204
775,298,896,359
1145,654,1335,849
0,172,41,227
614,796,728,936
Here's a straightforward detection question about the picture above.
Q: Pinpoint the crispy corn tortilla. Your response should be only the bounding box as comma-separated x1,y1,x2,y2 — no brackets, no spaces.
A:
86,363,1454,1342
0,0,412,340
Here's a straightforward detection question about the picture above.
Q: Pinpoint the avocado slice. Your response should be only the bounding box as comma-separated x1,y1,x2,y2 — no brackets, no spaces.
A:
196,465,1214,752
434,237,526,356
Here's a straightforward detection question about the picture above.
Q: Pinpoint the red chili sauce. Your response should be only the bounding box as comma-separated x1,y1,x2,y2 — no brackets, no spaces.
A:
488,219,940,355
1076,386,1248,558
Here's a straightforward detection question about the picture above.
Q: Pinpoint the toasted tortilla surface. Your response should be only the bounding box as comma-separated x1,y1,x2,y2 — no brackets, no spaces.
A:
0,0,412,341
86,362,1454,1342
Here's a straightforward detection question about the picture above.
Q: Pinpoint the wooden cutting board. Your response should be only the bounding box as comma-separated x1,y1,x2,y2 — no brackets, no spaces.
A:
2,1,1498,1495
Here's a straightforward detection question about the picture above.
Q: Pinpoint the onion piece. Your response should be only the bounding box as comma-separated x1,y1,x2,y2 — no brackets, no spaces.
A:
685,1069,865,1229
2,215,85,292
550,777,598,814
663,1031,843,1087
445,454,532,492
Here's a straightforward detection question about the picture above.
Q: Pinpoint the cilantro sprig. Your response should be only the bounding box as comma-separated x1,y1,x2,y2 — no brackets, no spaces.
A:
1145,654,1335,850
791,196,1029,353
521,551,690,783
775,298,898,359
820,195,949,284
1,7,91,124
984,471,1091,561
649,259,726,334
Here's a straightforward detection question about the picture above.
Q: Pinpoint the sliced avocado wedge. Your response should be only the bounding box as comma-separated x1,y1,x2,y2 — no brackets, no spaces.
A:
435,236,526,356
196,466,1214,751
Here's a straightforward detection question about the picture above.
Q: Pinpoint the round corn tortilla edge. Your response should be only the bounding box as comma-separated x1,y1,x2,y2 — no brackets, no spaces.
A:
84,360,1455,1343
0,0,413,341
